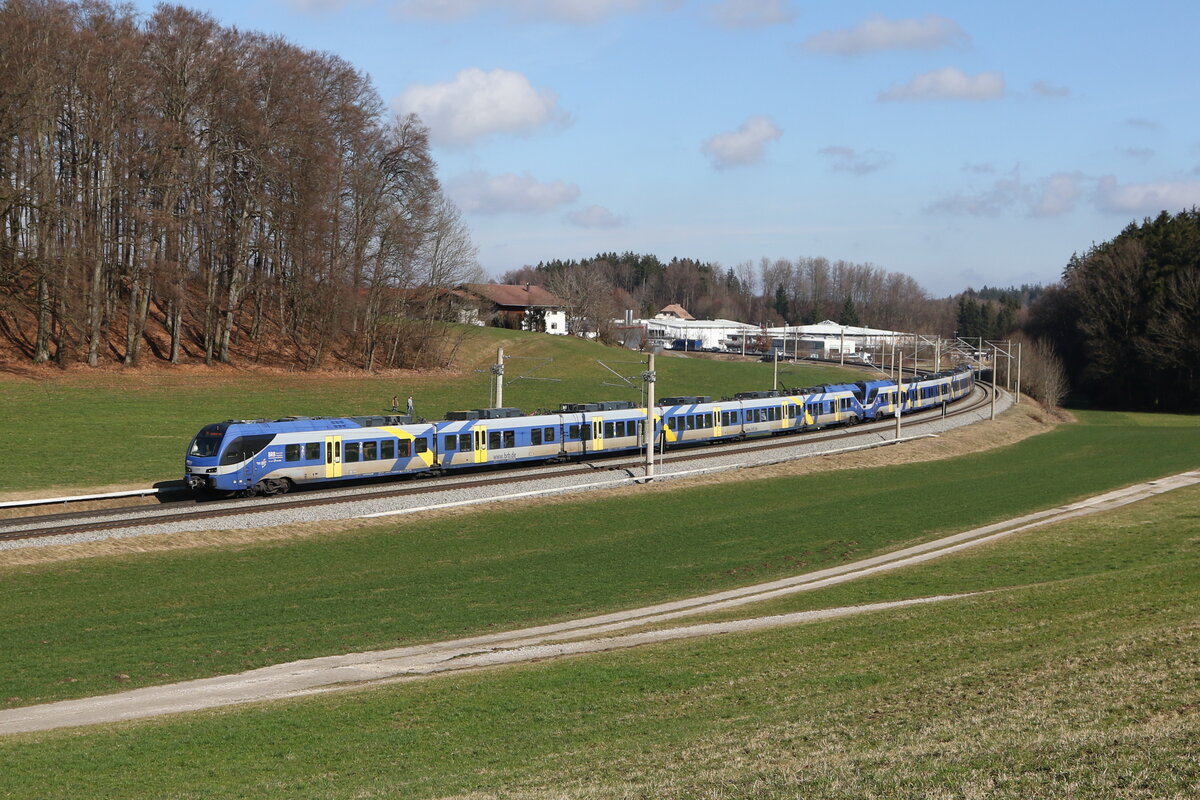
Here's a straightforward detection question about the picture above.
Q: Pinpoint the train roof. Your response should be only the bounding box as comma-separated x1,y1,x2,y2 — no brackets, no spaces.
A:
658,395,713,406
443,407,525,420
559,401,636,412
205,415,420,434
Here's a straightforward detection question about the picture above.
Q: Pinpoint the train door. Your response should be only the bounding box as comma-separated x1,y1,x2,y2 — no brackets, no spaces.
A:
325,435,342,478
473,425,487,464
592,418,604,452
713,406,723,437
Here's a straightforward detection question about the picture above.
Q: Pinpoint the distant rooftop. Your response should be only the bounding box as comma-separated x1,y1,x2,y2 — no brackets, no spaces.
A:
460,283,568,308
656,303,695,320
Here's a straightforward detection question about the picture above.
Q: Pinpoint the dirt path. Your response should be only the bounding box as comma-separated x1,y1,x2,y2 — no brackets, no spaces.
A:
3,468,1196,736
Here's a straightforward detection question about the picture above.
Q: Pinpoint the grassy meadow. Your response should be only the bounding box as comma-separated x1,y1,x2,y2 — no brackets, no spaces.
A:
1,454,1197,797
0,327,858,494
1,337,1197,797
1,410,1197,708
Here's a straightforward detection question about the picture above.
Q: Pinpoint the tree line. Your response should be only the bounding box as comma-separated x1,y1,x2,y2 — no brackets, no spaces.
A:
1025,209,1200,412
503,252,961,341
0,0,479,370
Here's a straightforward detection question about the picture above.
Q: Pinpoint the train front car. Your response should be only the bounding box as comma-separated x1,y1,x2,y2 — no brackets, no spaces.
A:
184,421,234,493
185,416,436,496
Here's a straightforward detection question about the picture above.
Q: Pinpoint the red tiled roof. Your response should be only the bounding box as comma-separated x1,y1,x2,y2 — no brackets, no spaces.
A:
460,283,568,308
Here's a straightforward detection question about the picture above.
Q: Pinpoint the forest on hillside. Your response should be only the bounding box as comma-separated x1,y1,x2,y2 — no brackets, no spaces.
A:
0,0,480,370
1,0,1046,374
1025,209,1200,412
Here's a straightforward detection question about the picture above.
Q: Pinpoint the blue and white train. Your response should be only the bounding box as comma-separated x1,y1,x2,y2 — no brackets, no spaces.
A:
184,365,974,496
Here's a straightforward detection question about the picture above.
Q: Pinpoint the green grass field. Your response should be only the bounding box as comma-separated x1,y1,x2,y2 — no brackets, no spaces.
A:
0,327,858,493
1,469,1197,798
1,409,1197,712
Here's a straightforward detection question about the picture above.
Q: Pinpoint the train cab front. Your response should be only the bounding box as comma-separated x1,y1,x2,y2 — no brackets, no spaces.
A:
184,422,229,492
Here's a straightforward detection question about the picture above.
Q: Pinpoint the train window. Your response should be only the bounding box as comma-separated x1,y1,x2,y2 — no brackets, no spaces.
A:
459,434,472,451
363,441,378,461
544,427,555,442
398,440,411,458
531,428,542,446
605,422,615,438
489,431,502,449
219,435,275,466
503,431,515,448
684,416,694,431
444,436,457,451
189,424,227,457
705,413,713,427
305,442,321,460
415,439,428,454
568,424,581,440
345,442,360,462
382,440,395,460
285,444,301,461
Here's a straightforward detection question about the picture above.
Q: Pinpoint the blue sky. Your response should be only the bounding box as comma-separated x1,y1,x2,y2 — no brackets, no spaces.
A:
127,0,1200,295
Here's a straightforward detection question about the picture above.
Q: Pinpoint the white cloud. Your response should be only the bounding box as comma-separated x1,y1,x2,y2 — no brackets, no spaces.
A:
928,170,1079,217
447,170,581,214
1094,177,1200,215
818,145,892,175
710,0,794,29
926,172,1028,217
1032,172,1083,217
1031,80,1070,98
396,68,565,147
804,14,968,55
566,205,624,228
395,0,659,24
926,171,1176,218
702,115,782,169
879,67,1004,102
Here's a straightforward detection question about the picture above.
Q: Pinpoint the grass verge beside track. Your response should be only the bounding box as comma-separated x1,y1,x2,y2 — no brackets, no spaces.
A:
0,327,858,494
1,477,1197,797
0,409,1197,712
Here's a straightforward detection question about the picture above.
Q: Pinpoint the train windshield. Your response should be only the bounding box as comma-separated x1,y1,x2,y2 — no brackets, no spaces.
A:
189,423,229,457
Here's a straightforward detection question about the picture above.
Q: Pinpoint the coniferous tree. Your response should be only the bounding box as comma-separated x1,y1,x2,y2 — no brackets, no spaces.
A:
840,296,860,327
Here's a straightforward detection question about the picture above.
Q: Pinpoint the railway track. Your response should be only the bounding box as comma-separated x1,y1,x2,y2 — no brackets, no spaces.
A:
0,382,1000,545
